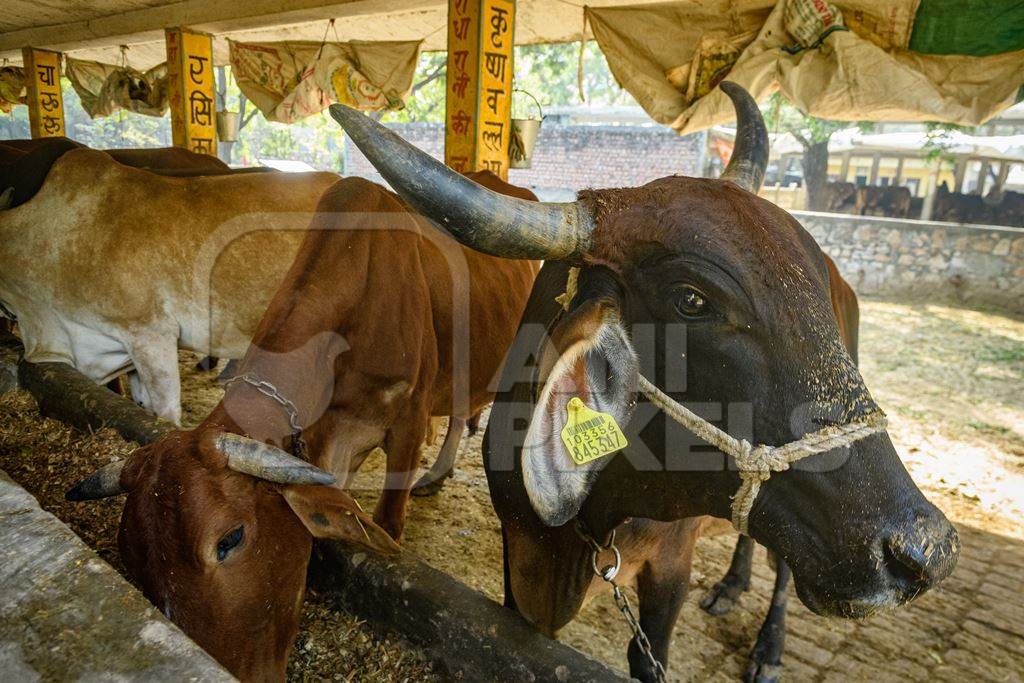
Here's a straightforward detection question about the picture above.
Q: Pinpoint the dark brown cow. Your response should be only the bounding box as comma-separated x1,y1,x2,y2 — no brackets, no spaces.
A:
0,137,238,209
700,254,859,680
933,183,994,224
333,82,959,682
855,185,912,218
0,136,230,170
69,171,540,680
825,181,856,212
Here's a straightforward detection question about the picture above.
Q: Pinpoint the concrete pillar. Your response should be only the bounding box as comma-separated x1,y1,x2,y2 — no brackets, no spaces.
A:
166,27,217,156
869,154,881,185
444,0,515,179
921,159,942,221
975,160,990,194
22,47,65,138
894,157,905,185
839,152,851,182
953,158,968,193
995,161,1010,193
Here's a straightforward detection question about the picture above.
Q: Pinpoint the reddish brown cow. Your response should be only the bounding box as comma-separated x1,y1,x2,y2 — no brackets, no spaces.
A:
69,171,540,680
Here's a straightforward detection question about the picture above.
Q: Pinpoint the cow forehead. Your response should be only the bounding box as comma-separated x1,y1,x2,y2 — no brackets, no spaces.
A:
584,178,829,298
130,434,255,533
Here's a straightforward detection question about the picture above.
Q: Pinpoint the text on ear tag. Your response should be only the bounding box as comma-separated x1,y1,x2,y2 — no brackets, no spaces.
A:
560,397,628,466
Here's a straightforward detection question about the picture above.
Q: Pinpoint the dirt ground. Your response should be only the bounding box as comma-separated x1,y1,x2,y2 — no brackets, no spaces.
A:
1,297,1022,682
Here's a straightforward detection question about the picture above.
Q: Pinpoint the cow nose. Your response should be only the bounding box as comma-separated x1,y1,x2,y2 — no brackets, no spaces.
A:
883,513,960,595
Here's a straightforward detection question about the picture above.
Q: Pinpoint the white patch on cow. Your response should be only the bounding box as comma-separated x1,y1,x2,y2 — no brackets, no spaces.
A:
380,380,412,405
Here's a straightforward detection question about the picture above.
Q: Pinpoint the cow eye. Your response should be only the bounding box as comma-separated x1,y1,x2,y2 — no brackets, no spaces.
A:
216,526,244,562
673,286,707,318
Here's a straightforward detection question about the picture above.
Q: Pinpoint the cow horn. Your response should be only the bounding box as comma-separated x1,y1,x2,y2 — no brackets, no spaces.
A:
216,433,336,486
328,104,593,261
719,82,769,193
66,460,127,501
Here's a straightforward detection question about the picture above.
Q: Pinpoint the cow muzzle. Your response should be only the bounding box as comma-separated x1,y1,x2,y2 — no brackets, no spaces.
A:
794,502,960,619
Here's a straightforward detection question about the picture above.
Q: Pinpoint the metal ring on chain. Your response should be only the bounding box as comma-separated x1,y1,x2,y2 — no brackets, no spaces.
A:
590,544,622,582
577,524,667,682
222,374,308,458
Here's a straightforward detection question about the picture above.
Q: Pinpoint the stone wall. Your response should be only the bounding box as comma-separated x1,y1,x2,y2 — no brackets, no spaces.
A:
794,211,1024,313
343,122,704,200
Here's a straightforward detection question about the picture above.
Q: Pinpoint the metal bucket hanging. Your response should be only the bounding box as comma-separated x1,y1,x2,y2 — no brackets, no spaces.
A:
509,89,543,169
217,111,240,142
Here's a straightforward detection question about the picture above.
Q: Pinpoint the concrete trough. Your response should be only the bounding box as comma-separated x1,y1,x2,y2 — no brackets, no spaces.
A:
0,469,234,681
2,333,628,682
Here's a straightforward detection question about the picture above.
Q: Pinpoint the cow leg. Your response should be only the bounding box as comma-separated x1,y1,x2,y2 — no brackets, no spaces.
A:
217,359,239,383
374,409,428,540
127,335,182,425
501,526,518,612
194,355,219,371
466,412,481,436
411,416,466,496
628,521,699,683
745,559,791,683
700,534,755,615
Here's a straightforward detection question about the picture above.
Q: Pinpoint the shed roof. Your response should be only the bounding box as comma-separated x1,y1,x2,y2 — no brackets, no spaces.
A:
1,0,639,68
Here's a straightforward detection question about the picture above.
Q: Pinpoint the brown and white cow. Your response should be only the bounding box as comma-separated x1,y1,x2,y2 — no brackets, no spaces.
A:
68,172,540,680
333,82,959,682
0,147,337,423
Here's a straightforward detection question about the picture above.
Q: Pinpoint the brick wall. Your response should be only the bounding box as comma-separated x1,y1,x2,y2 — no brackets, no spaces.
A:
795,211,1024,313
343,122,705,200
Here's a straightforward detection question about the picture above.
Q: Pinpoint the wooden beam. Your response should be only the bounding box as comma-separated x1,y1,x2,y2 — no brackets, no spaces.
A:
0,0,442,64
22,48,65,139
444,0,515,180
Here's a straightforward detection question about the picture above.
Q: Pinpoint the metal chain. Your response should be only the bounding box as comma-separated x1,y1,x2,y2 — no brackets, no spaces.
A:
222,374,307,458
576,522,667,683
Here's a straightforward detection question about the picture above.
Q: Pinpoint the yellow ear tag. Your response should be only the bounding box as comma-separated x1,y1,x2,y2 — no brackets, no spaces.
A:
560,397,628,466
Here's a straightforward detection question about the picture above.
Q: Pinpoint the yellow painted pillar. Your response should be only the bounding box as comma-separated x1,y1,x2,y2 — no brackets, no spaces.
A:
165,27,217,156
22,47,65,139
444,0,515,179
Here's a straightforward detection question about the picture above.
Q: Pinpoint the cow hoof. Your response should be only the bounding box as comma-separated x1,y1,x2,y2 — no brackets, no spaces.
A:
699,577,748,616
743,660,782,683
411,472,451,497
194,356,219,372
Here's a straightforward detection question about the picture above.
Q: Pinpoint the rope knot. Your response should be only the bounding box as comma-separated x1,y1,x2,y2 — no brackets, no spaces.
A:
733,442,787,481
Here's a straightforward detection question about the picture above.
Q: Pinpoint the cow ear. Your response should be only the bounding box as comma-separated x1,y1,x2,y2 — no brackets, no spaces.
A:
522,299,638,527
282,485,400,555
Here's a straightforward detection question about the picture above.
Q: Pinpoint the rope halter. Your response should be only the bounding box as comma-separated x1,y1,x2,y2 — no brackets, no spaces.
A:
554,267,888,535
636,375,887,535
